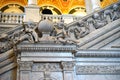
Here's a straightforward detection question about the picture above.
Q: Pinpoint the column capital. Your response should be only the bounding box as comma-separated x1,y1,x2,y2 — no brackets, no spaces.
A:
19,61,33,71
61,61,75,71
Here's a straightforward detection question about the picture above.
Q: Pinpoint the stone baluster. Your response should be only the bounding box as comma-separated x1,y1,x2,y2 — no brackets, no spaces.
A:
13,15,16,23
3,14,6,23
7,14,10,23
0,11,2,22
11,15,14,23
55,16,57,22
5,14,9,23
1,15,5,23
11,14,14,23
60,16,62,22
16,15,19,23
19,15,23,23
10,14,13,23
50,16,53,21
52,16,55,22
14,15,17,23
19,15,21,23
57,16,59,22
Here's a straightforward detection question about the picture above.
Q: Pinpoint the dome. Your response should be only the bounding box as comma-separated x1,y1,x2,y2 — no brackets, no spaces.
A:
38,19,54,33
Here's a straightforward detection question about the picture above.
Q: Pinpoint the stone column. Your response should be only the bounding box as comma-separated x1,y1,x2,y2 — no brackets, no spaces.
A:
85,0,93,14
28,0,37,5
91,0,101,12
62,61,75,80
85,0,101,14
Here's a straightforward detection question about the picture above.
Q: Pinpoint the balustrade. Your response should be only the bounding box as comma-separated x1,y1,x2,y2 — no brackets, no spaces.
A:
0,1,119,25
0,13,81,24
67,2,120,33
0,13,24,24
41,14,81,24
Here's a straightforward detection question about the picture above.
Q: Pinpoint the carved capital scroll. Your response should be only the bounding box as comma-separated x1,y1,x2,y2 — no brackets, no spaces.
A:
19,61,33,71
61,61,75,71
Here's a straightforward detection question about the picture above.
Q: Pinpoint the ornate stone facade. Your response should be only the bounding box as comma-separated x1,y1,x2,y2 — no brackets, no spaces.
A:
0,1,120,80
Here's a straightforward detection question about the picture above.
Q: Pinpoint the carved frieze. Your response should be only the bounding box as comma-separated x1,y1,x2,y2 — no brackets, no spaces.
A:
19,61,33,70
0,2,120,53
76,65,120,74
62,61,75,71
32,63,62,71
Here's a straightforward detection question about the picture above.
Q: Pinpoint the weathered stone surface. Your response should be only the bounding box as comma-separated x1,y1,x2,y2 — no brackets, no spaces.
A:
0,1,120,80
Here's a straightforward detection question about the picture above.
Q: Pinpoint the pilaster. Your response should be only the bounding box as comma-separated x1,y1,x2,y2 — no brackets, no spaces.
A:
18,61,33,80
62,61,75,80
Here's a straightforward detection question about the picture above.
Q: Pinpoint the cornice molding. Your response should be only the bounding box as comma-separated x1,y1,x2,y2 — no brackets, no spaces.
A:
17,43,76,52
76,50,120,57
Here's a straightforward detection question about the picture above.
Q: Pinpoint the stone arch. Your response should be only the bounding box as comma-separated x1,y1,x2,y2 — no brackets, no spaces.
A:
42,8,53,14
0,3,24,13
68,6,87,16
40,5,62,15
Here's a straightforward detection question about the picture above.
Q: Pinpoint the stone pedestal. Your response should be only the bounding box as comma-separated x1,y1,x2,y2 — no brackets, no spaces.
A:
24,6,41,22
62,62,75,80
19,61,33,80
24,0,40,22
17,42,76,80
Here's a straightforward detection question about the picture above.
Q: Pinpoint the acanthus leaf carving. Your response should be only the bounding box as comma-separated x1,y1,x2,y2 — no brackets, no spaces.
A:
32,63,62,71
61,61,75,71
19,61,33,70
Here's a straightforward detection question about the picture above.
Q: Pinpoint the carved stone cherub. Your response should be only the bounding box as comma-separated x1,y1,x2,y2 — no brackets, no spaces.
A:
93,13,107,29
86,17,96,32
74,21,90,39
104,7,114,23
18,21,39,43
53,20,68,44
52,20,79,44
112,4,120,21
